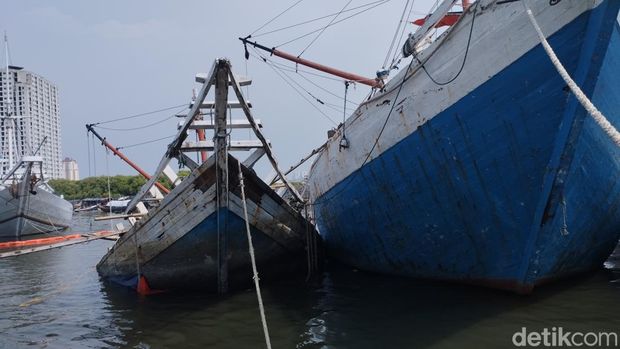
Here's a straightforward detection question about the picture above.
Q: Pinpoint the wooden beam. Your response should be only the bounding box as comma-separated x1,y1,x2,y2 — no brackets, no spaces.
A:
215,59,230,295
190,101,253,109
196,73,251,86
188,119,262,130
242,148,266,168
125,60,217,214
181,140,268,152
227,70,305,203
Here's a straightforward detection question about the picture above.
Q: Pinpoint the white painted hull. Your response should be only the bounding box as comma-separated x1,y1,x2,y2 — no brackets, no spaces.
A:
0,185,73,238
308,0,603,197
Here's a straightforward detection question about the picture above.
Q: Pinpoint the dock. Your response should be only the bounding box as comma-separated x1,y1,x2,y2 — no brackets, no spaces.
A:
0,231,119,258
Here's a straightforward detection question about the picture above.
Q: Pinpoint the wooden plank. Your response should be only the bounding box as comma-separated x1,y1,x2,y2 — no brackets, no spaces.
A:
196,73,251,86
190,101,253,109
187,119,262,130
181,140,267,151
242,149,265,168
125,60,217,214
0,231,119,259
94,213,146,221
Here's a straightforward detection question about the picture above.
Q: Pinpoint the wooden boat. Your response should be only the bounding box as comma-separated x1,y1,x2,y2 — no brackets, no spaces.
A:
244,0,620,293
0,36,72,239
96,59,313,293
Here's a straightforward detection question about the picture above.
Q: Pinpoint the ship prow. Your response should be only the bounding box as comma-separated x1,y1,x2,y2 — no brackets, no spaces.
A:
96,59,318,293
306,0,620,293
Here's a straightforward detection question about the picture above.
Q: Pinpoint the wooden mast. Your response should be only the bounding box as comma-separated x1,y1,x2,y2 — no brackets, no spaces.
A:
214,59,230,295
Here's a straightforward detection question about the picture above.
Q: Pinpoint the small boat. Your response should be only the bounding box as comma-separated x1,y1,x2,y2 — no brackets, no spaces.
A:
97,199,131,214
74,204,98,212
96,60,312,293
0,36,72,239
74,197,107,212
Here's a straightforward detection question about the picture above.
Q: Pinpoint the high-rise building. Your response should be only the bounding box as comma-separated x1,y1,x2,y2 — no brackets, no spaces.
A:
62,157,79,181
0,65,63,179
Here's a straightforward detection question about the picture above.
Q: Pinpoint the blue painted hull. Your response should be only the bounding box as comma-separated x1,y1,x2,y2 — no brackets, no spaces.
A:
313,3,620,292
97,155,309,293
107,208,304,292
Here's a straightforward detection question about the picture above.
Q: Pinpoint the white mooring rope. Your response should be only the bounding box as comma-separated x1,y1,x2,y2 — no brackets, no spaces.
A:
237,161,272,349
523,1,620,147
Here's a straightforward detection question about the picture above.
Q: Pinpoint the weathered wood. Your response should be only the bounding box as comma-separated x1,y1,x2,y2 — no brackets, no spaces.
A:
125,60,217,214
94,213,146,221
214,59,230,295
188,119,262,130
227,70,305,203
196,73,251,86
181,140,267,152
190,101,253,109
242,148,266,168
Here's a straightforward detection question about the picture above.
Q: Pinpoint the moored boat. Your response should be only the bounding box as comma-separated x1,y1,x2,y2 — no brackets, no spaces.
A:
0,35,72,239
96,59,313,293
297,0,620,293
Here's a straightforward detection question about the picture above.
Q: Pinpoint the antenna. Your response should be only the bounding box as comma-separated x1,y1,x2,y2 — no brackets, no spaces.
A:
3,31,12,117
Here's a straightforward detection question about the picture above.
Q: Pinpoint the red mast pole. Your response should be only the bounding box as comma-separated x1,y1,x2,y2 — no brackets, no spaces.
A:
241,38,383,88
86,125,171,195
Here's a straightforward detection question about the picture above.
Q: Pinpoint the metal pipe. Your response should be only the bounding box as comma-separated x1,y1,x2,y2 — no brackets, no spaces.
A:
86,125,171,194
240,37,383,88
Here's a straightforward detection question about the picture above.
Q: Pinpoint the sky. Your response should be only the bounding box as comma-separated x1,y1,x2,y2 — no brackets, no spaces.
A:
1,0,437,180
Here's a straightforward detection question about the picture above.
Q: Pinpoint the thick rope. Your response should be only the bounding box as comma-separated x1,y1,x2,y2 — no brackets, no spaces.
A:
523,2,620,147
237,161,272,349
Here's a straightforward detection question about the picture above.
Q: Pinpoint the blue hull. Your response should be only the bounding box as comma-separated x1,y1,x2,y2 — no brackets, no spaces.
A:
107,208,303,292
97,155,309,293
314,3,620,293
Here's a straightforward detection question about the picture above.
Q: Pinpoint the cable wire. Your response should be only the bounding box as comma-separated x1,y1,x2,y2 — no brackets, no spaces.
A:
298,0,353,57
94,113,178,131
250,0,305,36
91,104,186,126
251,49,338,125
275,0,391,48
117,135,175,150
252,0,390,38
414,0,478,86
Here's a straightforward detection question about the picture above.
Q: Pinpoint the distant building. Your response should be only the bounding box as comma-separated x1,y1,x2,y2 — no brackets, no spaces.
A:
0,65,63,179
62,157,79,180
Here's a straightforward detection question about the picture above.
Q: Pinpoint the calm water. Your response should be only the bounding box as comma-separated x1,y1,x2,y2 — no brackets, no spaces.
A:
0,214,619,349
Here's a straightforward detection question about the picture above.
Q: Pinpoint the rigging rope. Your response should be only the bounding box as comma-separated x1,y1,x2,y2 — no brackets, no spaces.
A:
298,0,353,57
275,0,391,48
414,0,478,86
117,135,175,150
94,113,178,131
92,133,97,176
250,49,338,125
383,0,412,69
91,104,186,126
523,1,620,147
250,0,305,36
389,0,416,69
237,161,272,349
252,0,390,38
